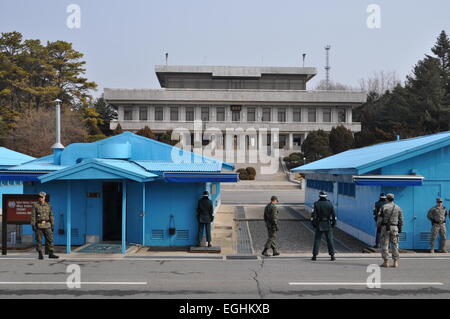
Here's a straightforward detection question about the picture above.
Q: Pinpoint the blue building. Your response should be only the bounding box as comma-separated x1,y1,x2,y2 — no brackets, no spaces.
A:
1,132,237,254
0,147,35,212
292,131,450,250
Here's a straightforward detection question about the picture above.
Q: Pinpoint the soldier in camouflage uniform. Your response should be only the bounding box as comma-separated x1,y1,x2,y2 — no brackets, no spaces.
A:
427,197,448,253
311,191,336,261
30,192,59,260
262,196,280,257
379,193,403,268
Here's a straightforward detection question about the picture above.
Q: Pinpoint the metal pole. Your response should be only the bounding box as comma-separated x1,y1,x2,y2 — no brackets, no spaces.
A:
2,195,7,255
55,102,61,145
122,180,127,255
66,181,71,254
142,183,146,246
52,99,64,153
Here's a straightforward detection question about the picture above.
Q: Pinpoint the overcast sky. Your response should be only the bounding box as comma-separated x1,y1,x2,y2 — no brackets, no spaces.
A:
2,0,450,97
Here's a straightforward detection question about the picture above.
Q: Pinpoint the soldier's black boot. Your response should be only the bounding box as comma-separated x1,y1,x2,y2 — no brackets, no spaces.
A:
207,242,212,247
272,249,280,256
330,255,336,261
261,249,269,257
38,252,44,260
48,252,59,259
311,255,317,261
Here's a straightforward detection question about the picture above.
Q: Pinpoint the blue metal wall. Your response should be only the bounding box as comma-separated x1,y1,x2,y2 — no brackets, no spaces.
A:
304,178,380,245
304,145,450,249
145,181,205,246
22,179,221,248
381,145,450,249
126,181,144,244
305,186,335,209
24,180,103,246
336,185,381,245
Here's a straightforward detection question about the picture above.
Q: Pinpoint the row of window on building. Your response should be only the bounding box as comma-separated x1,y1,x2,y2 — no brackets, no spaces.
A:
165,77,306,90
123,105,348,123
306,180,356,197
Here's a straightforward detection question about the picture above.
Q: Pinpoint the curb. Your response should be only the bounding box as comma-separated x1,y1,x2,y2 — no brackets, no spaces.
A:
1,253,450,260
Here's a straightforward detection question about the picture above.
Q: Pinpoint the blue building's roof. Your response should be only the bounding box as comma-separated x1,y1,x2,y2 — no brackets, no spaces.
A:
0,147,35,167
134,161,223,173
6,132,237,183
39,159,158,183
292,131,450,175
6,161,67,171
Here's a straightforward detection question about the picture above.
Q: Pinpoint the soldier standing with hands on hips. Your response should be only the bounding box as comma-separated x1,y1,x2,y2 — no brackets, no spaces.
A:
427,197,448,253
379,193,403,268
262,196,280,257
30,192,59,260
311,191,336,261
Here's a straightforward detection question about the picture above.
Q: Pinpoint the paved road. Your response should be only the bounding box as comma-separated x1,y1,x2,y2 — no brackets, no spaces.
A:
1,256,450,298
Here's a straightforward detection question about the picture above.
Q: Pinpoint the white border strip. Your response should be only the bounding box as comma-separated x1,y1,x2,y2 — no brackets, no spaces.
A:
352,175,425,180
0,282,148,285
289,282,443,286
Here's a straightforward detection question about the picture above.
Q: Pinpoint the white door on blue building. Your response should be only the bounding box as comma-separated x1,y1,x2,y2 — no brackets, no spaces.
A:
413,185,441,249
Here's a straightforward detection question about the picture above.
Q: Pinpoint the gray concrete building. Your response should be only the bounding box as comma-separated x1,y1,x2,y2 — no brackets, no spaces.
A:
104,65,366,154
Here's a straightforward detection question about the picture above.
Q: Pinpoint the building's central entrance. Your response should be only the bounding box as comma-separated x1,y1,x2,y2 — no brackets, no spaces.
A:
102,182,123,241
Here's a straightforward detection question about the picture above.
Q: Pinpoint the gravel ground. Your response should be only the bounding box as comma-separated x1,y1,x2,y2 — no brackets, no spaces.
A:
243,205,305,220
248,219,369,254
249,220,331,254
286,205,369,253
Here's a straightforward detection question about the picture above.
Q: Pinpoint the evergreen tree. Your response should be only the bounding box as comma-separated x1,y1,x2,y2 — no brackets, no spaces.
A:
80,106,107,141
329,126,354,154
136,125,156,139
158,130,179,146
430,30,450,106
301,130,331,162
0,32,97,112
0,31,98,147
354,30,450,146
112,123,123,135
94,97,116,135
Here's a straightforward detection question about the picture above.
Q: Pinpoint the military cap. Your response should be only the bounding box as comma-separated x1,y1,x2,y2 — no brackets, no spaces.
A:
203,191,209,196
379,193,387,199
271,195,278,201
436,197,443,202
319,191,327,197
386,193,395,200
38,191,46,198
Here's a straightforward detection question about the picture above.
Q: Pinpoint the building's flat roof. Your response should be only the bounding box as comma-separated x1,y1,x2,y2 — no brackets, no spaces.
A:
104,88,367,104
155,65,317,77
155,65,317,87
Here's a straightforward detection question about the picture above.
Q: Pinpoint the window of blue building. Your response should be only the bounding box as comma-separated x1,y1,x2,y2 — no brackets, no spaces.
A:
338,182,356,197
306,179,333,193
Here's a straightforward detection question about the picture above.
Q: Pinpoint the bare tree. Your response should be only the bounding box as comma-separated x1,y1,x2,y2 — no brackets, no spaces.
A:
4,108,88,157
358,70,401,95
314,79,355,91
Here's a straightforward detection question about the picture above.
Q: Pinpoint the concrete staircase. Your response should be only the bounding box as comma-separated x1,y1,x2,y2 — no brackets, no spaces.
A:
222,158,301,190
